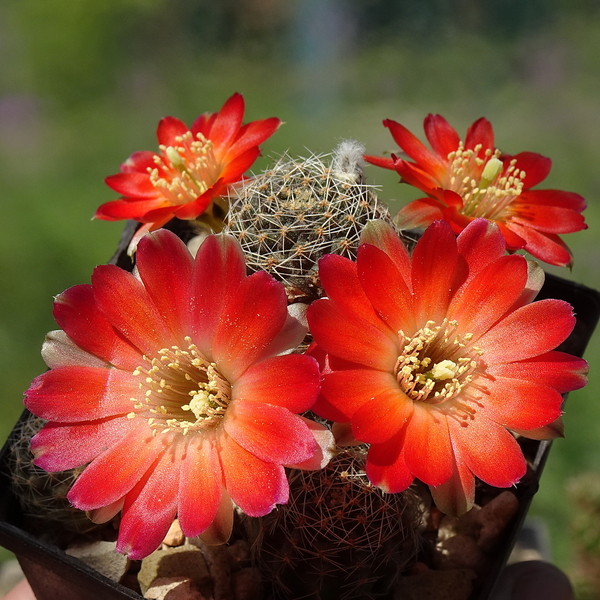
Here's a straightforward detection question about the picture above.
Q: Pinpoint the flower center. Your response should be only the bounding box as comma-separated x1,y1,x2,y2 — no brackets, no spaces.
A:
445,143,526,220
394,319,481,406
148,132,221,206
128,336,231,436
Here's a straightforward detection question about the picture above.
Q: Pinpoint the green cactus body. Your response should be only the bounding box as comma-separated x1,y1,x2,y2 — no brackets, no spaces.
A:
253,449,423,600
6,412,104,541
224,144,406,303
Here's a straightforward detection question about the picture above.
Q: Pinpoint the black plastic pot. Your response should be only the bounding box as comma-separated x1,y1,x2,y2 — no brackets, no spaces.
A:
1,263,598,600
473,273,600,600
0,412,142,600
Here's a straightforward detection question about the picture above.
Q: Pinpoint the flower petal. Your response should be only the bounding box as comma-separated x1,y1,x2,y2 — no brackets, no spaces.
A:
488,351,588,393
352,387,413,444
67,425,167,510
359,220,412,286
207,93,245,152
287,417,335,470
104,172,158,198
403,404,453,486
224,117,282,162
411,221,458,324
424,114,460,158
384,119,447,178
429,443,475,516
393,159,443,193
53,284,142,371
212,271,288,381
357,244,416,334
518,189,586,212
196,490,234,545
316,368,399,422
308,298,399,371
91,265,175,355
318,253,398,337
146,202,195,223
510,260,545,310
170,185,221,221
190,235,246,355
41,330,107,369
255,302,309,362
363,154,395,170
233,354,320,414
218,149,258,184
190,111,216,138
156,116,189,147
365,428,414,494
332,422,359,446
219,432,288,517
31,416,136,472
88,499,125,525
448,417,526,488
135,230,194,342
121,150,158,173
511,151,552,188
510,200,587,234
449,255,528,339
505,222,573,267
477,299,576,363
224,400,317,465
394,198,445,229
25,366,137,422
178,432,224,538
474,376,564,431
455,219,506,287
465,118,494,154
513,417,564,441
496,221,527,250
117,445,181,559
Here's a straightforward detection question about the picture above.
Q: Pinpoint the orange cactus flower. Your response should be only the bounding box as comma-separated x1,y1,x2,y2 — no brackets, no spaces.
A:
95,93,281,253
25,230,332,559
365,115,587,267
307,219,588,516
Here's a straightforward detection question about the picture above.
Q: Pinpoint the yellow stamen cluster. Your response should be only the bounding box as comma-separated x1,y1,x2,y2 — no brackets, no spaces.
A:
395,319,481,405
446,143,526,220
129,336,230,436
148,132,220,206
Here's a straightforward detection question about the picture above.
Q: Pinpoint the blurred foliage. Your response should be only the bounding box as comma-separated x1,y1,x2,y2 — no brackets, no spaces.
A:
1,0,600,580
567,473,600,599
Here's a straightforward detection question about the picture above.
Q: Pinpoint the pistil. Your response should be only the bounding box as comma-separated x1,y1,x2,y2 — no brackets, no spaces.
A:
395,320,480,405
445,143,526,220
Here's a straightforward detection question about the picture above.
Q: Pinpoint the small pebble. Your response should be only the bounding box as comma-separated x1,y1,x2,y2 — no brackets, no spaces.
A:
475,491,520,553
145,576,207,600
162,519,185,548
66,540,129,583
138,545,211,595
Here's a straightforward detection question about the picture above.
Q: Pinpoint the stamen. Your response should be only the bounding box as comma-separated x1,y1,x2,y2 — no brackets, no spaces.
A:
430,360,459,380
128,336,231,435
147,132,220,206
445,143,525,220
394,319,482,406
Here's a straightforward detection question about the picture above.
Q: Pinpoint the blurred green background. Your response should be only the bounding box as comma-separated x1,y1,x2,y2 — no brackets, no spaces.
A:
1,0,599,590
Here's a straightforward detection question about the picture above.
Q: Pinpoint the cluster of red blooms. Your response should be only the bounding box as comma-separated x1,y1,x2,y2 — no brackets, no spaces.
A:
25,95,588,559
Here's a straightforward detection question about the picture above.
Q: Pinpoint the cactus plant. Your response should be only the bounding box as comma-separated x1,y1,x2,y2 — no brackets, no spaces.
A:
6,413,104,541
224,142,409,302
252,447,423,599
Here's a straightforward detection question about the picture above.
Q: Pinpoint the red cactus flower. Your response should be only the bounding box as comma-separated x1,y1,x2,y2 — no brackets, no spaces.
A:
365,115,587,267
25,229,332,559
307,219,588,516
95,93,281,253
